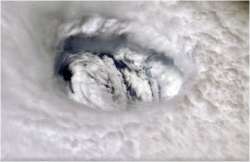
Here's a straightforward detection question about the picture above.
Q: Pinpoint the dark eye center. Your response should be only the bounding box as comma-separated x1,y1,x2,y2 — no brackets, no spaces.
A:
55,21,184,111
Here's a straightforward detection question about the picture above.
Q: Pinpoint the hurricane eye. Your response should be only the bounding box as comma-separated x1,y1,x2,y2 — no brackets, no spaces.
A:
55,17,184,111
